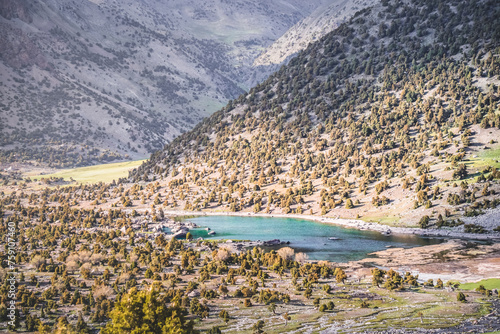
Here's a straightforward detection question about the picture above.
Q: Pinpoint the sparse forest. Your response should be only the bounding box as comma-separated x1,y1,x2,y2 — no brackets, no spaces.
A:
131,0,500,227
0,195,498,332
1,0,500,332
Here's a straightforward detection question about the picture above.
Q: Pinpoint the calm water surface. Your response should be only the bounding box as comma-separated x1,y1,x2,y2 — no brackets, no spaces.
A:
180,216,444,262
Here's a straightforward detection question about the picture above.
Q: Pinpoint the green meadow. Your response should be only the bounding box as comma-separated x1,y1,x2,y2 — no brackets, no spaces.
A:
31,160,146,184
459,278,500,291
468,145,500,169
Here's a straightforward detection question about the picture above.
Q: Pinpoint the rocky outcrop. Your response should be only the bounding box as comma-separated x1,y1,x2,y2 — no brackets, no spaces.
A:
0,0,32,23
254,0,376,67
0,23,51,70
263,239,290,246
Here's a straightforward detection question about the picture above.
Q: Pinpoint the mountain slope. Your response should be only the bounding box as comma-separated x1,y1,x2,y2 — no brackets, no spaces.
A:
132,0,500,228
0,0,330,167
254,0,375,67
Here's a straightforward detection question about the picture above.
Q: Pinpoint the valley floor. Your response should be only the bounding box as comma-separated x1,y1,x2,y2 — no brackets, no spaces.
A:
1,160,499,333
168,232,500,333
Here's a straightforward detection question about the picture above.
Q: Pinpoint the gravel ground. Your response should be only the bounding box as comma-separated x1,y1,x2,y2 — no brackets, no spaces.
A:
461,206,500,231
317,300,500,333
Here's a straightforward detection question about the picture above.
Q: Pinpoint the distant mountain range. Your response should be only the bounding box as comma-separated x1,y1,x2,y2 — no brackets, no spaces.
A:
0,0,349,167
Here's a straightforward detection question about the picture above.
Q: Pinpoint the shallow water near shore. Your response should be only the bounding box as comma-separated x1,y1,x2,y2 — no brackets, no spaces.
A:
180,215,445,262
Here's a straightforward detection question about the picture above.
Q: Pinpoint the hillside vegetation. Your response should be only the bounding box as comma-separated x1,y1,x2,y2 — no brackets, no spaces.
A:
1,1,500,332
0,198,497,332
132,0,500,228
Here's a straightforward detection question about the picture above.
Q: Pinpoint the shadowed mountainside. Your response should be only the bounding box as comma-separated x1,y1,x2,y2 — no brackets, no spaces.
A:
0,0,334,167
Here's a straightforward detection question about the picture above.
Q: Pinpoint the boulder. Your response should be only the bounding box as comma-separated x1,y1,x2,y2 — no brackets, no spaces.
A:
188,290,200,298
173,231,187,238
263,239,281,246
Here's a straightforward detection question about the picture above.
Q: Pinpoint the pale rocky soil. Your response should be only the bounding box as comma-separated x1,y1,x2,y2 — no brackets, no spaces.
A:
461,207,500,231
352,240,500,283
254,0,378,66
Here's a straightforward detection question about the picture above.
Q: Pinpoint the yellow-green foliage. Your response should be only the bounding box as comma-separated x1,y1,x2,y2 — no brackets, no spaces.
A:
31,160,145,184
460,278,500,291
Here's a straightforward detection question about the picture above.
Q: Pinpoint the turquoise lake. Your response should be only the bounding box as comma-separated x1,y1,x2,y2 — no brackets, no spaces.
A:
181,216,444,262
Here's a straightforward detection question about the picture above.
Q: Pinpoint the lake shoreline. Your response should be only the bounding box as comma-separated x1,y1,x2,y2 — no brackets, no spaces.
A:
163,210,500,241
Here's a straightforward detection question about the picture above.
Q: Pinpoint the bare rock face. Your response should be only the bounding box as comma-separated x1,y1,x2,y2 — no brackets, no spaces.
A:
0,0,46,69
0,0,32,22
0,23,51,70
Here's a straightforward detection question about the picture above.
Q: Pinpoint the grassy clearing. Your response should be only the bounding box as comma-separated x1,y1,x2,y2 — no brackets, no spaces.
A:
460,278,500,291
30,160,145,184
191,96,225,116
359,215,402,227
447,145,500,184
468,145,500,169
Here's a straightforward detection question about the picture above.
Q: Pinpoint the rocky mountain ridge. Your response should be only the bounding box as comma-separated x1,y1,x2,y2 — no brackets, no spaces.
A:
254,0,376,67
